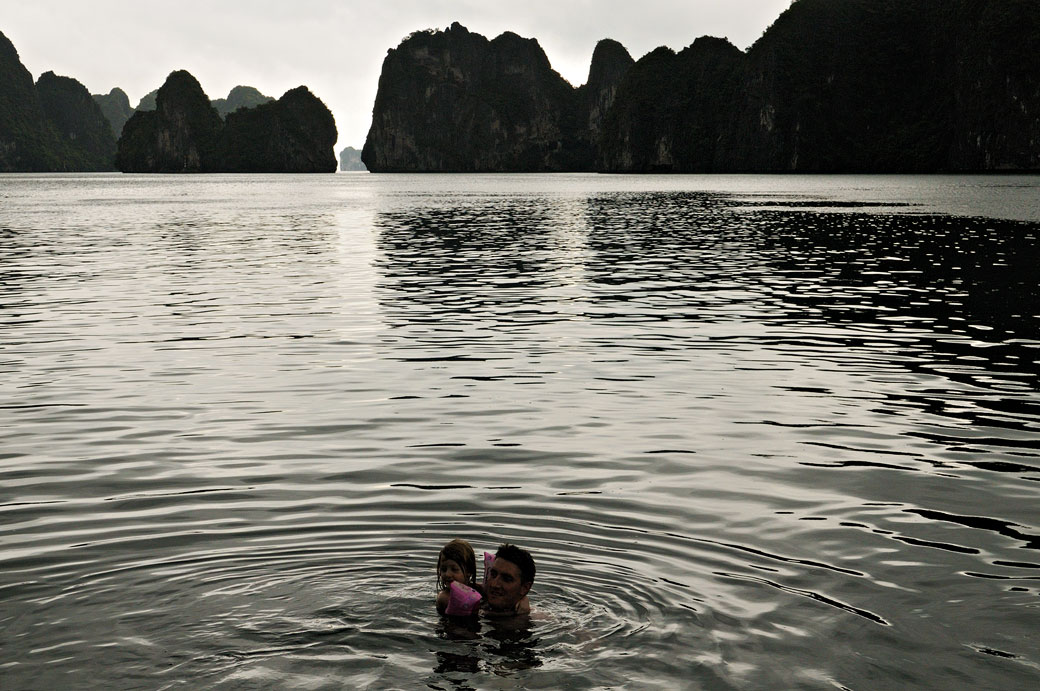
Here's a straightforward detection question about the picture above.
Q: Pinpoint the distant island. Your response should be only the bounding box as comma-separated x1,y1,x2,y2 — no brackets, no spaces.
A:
1,29,336,173
339,146,367,171
133,85,274,119
364,0,1040,173
117,70,337,173
92,87,134,139
210,85,274,119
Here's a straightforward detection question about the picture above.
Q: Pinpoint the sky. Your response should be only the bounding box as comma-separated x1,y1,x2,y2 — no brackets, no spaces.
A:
4,0,793,153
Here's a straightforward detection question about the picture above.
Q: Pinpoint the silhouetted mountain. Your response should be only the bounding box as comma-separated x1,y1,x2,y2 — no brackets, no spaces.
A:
0,31,118,171
117,70,337,173
92,87,134,138
37,72,118,170
211,86,273,118
116,70,222,173
363,22,624,172
339,146,367,171
366,1,1040,173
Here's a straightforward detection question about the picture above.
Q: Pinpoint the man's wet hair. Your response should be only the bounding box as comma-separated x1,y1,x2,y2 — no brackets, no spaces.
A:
495,543,535,584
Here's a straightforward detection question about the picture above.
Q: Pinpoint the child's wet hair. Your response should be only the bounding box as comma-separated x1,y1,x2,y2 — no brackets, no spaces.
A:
437,539,477,585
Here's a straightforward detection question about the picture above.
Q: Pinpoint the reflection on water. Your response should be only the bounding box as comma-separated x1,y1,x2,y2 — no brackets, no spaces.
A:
0,173,1038,689
432,615,542,682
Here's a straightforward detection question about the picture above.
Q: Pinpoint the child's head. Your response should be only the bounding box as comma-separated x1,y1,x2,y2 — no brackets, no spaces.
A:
436,539,476,589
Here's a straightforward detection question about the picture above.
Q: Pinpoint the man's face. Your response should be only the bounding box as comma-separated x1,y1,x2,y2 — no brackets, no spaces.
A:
484,556,531,611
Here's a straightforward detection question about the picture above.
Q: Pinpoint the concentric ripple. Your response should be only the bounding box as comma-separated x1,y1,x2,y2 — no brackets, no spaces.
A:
1,173,1038,689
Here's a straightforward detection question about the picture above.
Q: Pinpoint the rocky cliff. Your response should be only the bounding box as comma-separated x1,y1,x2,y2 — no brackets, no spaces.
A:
578,39,635,142
117,70,337,173
600,37,744,172
367,1,1040,173
362,22,629,172
217,86,337,172
116,70,222,173
93,87,134,138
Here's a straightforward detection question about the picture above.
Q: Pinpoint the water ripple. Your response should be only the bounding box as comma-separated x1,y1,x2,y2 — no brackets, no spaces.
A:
1,173,1038,689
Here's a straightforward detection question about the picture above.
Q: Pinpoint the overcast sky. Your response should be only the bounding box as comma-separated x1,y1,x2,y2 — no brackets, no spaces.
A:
4,0,792,152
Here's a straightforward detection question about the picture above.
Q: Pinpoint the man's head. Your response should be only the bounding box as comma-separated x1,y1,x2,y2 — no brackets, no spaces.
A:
485,543,535,612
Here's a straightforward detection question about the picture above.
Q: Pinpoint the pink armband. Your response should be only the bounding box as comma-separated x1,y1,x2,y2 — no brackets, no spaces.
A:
483,551,494,584
444,581,482,616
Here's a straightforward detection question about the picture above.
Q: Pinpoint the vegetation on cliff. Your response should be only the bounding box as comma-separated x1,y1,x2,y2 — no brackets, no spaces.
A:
117,70,336,173
362,22,623,172
37,71,118,170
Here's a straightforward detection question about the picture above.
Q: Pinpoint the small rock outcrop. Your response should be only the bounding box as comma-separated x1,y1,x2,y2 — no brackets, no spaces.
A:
339,146,367,171
116,70,337,173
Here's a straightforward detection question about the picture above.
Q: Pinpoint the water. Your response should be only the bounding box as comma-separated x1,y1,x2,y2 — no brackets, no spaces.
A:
1,173,1038,689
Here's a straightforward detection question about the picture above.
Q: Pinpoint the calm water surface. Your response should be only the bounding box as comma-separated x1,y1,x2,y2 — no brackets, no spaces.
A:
1,173,1038,689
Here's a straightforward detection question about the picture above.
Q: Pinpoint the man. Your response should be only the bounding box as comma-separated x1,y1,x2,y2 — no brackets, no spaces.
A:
483,543,535,615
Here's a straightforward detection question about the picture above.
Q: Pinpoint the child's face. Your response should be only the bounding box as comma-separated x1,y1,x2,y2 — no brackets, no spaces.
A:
438,558,468,588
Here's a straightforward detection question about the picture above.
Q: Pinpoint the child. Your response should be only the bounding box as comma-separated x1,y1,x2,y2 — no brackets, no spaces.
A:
435,538,482,615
